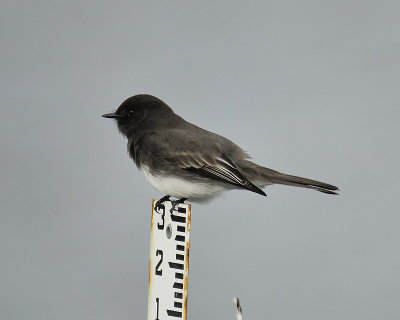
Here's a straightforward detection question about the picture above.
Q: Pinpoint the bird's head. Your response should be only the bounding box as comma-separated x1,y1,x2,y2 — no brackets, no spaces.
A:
102,94,175,137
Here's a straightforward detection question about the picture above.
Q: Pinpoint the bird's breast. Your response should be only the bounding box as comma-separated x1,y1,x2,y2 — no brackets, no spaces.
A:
140,165,224,201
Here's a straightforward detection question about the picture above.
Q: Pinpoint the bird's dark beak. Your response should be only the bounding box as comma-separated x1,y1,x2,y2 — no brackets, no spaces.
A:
102,112,120,119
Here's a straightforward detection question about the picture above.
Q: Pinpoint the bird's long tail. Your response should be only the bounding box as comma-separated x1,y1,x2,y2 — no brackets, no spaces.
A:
243,162,339,195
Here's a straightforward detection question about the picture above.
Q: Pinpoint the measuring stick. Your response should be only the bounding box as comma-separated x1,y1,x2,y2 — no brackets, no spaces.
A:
147,200,191,320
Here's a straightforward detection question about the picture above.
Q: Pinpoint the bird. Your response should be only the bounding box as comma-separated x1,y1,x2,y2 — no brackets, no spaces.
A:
102,94,338,212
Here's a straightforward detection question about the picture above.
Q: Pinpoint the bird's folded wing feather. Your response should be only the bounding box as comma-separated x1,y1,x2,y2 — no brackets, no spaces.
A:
153,129,266,196
180,153,266,196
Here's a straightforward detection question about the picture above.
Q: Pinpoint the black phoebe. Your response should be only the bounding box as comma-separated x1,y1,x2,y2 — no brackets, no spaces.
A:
103,94,338,210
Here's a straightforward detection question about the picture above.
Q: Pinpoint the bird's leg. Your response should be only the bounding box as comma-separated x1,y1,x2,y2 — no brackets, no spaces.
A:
170,197,188,214
154,195,171,213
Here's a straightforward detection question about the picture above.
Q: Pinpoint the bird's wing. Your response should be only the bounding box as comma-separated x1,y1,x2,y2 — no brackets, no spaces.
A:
151,129,266,196
182,153,266,196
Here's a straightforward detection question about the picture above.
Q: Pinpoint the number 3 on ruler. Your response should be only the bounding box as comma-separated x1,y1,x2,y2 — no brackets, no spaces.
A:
157,208,165,230
155,249,163,276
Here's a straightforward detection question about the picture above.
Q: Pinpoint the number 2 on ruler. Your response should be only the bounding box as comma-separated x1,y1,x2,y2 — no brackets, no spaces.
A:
155,249,163,276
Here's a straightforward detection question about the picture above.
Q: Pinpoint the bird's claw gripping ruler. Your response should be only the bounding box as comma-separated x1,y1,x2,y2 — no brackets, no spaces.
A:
148,200,191,320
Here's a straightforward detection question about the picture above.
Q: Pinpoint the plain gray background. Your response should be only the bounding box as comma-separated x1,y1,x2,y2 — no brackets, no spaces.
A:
1,1,399,319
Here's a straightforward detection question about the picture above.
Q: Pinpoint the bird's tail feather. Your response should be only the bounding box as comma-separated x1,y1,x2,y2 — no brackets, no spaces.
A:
247,163,339,195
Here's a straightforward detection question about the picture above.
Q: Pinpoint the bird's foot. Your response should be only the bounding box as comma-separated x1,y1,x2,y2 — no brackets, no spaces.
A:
154,195,171,213
170,198,188,214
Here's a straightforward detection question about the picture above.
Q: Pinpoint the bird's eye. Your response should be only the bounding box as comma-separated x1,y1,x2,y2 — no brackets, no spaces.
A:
128,110,134,115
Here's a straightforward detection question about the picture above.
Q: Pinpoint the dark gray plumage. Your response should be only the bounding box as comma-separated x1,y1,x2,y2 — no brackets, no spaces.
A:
103,94,338,202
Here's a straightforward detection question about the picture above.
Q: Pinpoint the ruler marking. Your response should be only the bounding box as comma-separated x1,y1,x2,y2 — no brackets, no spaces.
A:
168,262,184,270
175,235,185,242
171,215,186,223
167,310,182,318
173,282,183,289
174,292,183,299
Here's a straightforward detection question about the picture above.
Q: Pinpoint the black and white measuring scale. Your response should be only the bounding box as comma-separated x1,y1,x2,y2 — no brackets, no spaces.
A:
148,200,191,320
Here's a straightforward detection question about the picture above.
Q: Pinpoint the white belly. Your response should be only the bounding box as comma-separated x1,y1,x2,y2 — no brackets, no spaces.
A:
140,166,224,201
